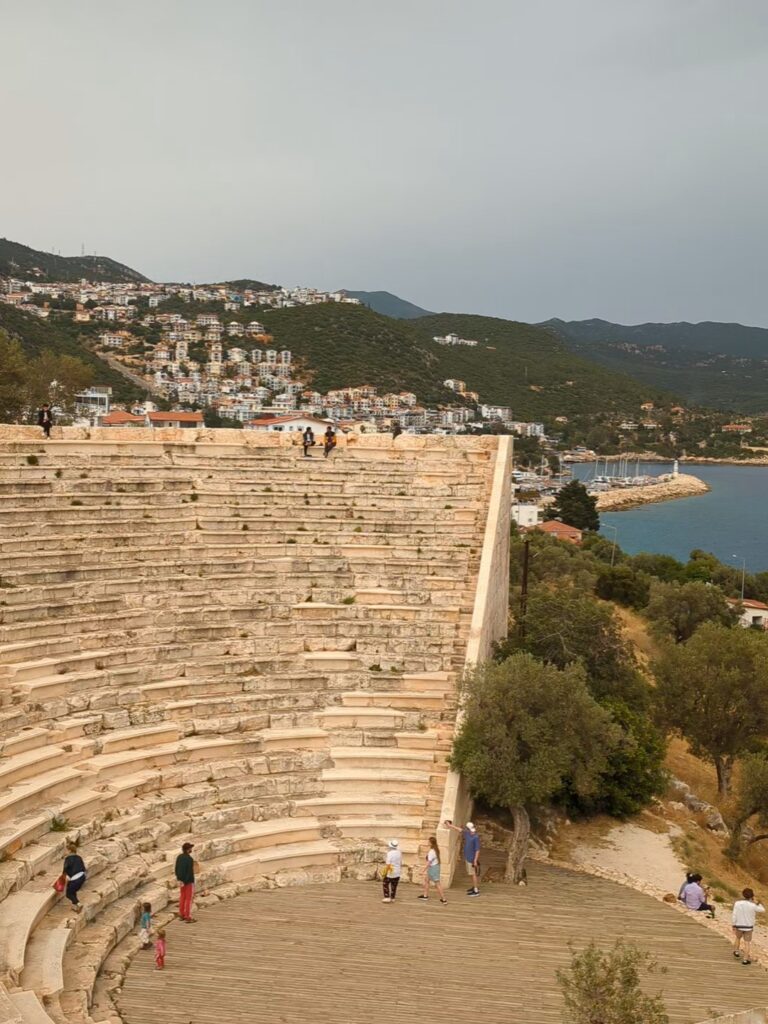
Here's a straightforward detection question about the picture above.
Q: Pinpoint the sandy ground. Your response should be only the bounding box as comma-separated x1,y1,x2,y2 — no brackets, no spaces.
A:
570,820,686,892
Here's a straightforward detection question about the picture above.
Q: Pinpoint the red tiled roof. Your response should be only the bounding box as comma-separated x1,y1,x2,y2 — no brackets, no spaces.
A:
728,598,768,611
147,411,203,424
536,521,583,539
247,415,330,426
101,411,144,425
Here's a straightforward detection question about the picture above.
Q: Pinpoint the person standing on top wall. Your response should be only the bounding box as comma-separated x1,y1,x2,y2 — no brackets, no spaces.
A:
302,426,315,457
37,403,54,438
444,819,481,896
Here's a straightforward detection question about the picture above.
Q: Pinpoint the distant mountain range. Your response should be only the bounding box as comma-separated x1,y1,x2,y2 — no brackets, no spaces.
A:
340,290,434,319
0,238,150,284
542,318,768,359
543,318,768,412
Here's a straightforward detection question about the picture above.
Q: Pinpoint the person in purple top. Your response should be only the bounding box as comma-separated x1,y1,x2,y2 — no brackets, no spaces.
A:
444,819,481,896
680,873,715,918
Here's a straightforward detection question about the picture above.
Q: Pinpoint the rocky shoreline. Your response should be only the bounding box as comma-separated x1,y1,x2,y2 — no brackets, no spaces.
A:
595,472,709,511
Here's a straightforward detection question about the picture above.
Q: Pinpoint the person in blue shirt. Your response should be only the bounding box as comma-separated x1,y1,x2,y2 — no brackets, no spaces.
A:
445,819,481,896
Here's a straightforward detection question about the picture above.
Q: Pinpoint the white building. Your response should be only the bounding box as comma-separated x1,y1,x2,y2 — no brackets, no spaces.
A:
481,405,512,421
511,503,542,528
729,598,768,630
245,414,332,432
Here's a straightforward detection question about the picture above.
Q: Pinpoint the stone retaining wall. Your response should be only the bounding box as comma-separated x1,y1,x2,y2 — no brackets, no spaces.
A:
0,424,501,452
437,435,513,881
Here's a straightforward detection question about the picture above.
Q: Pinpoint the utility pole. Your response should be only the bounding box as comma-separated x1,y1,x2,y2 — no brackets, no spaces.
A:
733,555,746,601
519,538,530,640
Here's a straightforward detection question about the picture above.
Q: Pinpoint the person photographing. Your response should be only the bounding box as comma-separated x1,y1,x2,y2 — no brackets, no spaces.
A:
444,819,481,896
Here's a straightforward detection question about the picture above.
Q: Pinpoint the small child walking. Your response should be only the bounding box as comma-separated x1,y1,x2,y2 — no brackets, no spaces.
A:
155,928,167,970
139,902,152,949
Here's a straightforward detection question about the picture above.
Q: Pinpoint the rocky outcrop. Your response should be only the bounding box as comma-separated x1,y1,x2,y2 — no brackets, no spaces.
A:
668,778,729,834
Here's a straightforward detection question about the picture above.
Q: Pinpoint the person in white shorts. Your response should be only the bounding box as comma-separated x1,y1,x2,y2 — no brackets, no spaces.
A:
732,888,765,965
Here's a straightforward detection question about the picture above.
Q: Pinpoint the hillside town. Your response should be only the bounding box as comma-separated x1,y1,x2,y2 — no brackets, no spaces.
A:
0,273,548,437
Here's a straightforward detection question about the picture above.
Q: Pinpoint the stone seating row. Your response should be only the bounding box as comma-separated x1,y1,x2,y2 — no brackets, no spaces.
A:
0,705,446,1021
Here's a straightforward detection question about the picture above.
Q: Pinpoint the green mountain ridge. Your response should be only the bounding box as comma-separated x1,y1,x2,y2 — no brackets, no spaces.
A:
340,290,434,319
0,238,149,284
543,317,768,358
544,318,768,412
410,313,670,418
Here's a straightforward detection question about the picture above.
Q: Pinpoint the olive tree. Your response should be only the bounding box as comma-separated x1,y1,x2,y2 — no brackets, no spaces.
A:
645,580,736,643
654,623,768,795
727,752,768,857
451,654,620,882
557,942,668,1024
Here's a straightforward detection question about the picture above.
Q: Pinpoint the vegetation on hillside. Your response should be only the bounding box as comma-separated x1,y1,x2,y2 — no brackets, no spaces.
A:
0,237,148,283
0,305,142,405
410,313,671,417
453,523,768,878
654,624,768,795
256,304,455,402
0,331,95,421
340,290,434,319
545,318,768,413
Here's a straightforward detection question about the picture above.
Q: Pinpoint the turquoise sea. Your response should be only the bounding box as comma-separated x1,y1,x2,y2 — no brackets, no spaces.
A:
571,462,768,573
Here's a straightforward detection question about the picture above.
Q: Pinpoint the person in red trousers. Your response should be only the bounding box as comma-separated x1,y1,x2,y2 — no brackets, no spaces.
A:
175,841,196,922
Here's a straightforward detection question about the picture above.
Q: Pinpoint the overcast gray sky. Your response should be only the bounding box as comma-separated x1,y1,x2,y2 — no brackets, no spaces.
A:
2,0,767,324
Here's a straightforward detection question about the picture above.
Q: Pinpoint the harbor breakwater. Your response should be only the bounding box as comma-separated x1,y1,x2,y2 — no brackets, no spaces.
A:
595,472,709,511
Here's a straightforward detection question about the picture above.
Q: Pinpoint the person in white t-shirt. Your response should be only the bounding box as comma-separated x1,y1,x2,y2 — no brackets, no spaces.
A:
417,836,447,904
732,888,765,965
382,839,402,903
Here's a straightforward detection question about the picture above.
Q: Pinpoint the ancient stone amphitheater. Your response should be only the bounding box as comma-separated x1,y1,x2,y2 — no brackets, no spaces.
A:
0,428,512,1024
2,428,767,1024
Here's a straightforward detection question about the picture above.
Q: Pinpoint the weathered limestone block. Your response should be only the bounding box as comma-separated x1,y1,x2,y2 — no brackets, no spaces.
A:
273,865,341,888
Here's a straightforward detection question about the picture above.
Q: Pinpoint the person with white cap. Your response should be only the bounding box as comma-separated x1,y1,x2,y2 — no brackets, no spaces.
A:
444,819,481,896
382,839,402,903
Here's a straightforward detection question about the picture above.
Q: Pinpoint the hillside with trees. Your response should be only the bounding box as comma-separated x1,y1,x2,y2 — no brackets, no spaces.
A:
456,523,768,884
340,289,434,319
544,317,768,413
0,305,142,404
410,313,670,417
0,238,149,284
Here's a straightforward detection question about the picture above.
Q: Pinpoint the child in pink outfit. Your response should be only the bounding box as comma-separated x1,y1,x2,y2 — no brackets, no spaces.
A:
155,928,166,970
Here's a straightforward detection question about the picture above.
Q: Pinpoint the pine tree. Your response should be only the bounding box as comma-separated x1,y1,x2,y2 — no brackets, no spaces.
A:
547,480,599,531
